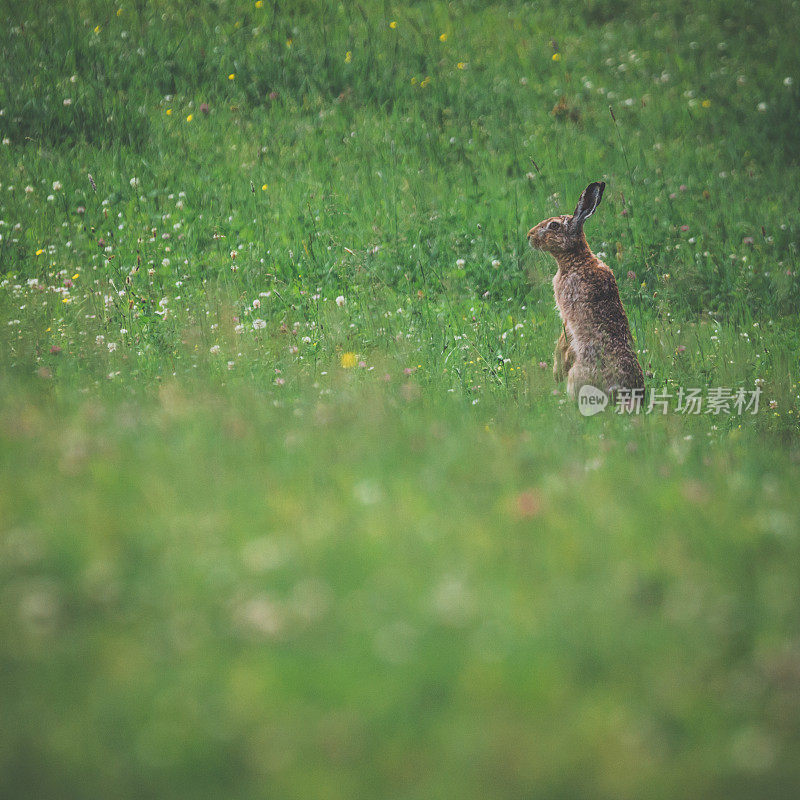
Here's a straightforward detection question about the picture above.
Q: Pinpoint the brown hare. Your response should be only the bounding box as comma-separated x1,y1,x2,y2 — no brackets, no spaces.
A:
528,181,644,401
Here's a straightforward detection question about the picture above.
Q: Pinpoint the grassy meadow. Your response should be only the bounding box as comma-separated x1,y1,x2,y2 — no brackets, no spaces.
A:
2,1,800,797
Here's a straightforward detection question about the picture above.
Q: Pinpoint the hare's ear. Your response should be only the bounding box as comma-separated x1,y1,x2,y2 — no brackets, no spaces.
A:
571,181,605,230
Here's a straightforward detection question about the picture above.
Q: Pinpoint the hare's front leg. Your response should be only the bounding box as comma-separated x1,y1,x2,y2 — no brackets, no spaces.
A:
553,328,574,383
565,362,599,401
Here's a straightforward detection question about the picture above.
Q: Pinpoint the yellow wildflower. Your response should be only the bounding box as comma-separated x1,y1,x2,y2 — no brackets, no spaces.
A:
456,62,467,70
552,53,561,62
93,25,101,34
261,183,268,191
420,76,431,88
228,73,235,80
286,38,292,48
72,273,79,280
345,50,352,63
166,108,172,115
389,21,397,29
255,0,264,7
340,352,358,369
186,113,193,122
701,99,711,108
36,249,44,256
116,8,122,16
439,33,447,42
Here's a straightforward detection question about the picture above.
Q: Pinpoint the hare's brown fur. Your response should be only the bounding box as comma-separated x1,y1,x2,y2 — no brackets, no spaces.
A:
528,182,644,399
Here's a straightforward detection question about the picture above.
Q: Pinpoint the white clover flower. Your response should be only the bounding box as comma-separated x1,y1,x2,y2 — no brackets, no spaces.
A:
107,342,117,352
252,298,260,308
162,258,170,267
491,259,501,268
252,318,266,330
52,181,62,191
210,345,220,354
783,76,793,87
456,258,465,267
335,295,345,307
757,102,767,111
63,98,72,106
24,186,33,194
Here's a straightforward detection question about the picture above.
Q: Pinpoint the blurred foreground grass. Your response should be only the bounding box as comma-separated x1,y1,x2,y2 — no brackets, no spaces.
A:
2,380,800,799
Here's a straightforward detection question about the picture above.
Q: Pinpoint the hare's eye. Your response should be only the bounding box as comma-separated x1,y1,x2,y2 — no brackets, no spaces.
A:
547,220,561,230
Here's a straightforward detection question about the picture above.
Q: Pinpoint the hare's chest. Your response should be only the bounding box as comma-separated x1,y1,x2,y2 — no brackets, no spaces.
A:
553,271,582,319
553,271,588,358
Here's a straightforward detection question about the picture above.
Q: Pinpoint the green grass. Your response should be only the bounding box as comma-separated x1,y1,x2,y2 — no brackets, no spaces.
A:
2,1,800,798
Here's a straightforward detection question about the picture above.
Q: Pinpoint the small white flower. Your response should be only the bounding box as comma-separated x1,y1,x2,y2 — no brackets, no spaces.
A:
252,298,261,308
120,328,128,335
24,185,33,194
757,102,767,112
456,258,465,267
107,342,117,352
63,98,72,106
252,318,266,330
210,344,220,354
2,138,9,146
491,259,500,268
130,177,139,187
96,335,105,345
52,181,62,191
234,324,244,334
162,258,170,267
335,295,345,307
784,76,794,87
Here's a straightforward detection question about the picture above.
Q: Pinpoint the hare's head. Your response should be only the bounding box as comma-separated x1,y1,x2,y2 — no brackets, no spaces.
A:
528,181,605,255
